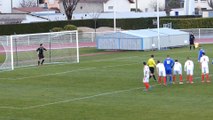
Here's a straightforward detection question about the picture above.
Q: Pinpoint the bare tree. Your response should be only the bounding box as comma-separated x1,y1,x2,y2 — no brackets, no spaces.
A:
59,0,80,20
149,0,164,12
208,0,213,9
20,0,37,7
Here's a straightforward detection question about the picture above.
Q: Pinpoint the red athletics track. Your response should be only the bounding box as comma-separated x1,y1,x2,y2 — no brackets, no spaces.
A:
196,38,213,44
0,38,212,53
0,42,96,53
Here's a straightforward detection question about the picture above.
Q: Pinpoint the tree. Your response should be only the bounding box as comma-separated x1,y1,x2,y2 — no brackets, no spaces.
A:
208,0,213,9
20,0,37,7
59,0,80,20
149,0,164,12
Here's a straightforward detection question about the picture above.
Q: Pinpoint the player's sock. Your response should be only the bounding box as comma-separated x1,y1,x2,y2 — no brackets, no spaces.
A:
190,75,193,83
186,75,189,83
180,75,183,82
158,76,161,84
147,83,150,89
153,75,156,81
202,74,205,82
38,61,40,66
173,75,176,82
163,77,167,85
144,83,149,90
206,74,210,82
41,59,45,65
169,76,172,84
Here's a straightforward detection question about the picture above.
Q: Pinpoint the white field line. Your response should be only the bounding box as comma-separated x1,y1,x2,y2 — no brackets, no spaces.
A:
0,50,193,80
0,49,210,109
0,63,137,80
0,87,143,110
0,67,96,80
11,49,192,71
0,75,211,110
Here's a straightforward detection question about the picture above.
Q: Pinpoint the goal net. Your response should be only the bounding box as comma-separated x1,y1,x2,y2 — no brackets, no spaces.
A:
0,30,79,71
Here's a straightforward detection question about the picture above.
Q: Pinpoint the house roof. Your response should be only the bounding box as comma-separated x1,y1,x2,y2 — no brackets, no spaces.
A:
79,0,134,3
13,7,49,13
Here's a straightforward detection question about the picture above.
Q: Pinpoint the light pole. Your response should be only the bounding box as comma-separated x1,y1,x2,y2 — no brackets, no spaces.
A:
136,0,138,12
113,0,116,32
157,0,160,50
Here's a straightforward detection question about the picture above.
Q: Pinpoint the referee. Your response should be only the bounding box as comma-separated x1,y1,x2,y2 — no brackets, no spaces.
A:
147,55,157,81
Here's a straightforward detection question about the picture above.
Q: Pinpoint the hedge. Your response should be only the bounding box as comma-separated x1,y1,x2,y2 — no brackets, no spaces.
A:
2,15,213,36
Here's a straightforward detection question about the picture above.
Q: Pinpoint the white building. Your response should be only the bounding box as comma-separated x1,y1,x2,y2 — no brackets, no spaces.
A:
131,0,166,12
195,0,211,10
0,0,41,13
72,0,134,13
0,0,12,13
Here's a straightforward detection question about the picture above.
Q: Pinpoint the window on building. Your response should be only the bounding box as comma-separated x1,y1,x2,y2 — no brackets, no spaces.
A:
108,6,114,10
201,8,207,11
39,0,44,4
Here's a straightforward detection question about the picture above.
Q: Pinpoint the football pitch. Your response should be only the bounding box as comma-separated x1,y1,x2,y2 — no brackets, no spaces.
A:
0,44,212,120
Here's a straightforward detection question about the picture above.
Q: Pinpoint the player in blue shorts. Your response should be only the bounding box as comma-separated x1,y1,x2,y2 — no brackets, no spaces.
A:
163,55,175,85
198,47,205,62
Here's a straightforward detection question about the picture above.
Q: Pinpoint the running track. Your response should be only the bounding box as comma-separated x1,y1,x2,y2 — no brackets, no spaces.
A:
0,38,212,53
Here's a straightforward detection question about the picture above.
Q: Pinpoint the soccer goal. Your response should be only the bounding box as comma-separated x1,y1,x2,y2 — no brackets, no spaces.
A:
0,30,79,71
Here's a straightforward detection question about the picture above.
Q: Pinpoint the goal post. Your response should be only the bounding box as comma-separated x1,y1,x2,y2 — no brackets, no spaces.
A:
0,30,79,71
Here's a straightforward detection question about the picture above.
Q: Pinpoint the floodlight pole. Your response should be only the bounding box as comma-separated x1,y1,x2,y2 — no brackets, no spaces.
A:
157,0,160,50
113,1,116,32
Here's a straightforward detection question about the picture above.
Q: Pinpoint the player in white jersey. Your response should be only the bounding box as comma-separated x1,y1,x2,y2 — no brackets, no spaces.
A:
200,53,210,83
156,60,166,86
173,60,183,84
143,62,152,91
184,57,194,84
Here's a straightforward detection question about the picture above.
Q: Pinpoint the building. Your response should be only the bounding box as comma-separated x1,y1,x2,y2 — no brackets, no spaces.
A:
195,0,211,10
0,0,12,13
131,0,166,12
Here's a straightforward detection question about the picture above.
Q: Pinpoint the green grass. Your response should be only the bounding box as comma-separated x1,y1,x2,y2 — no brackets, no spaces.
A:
0,44,213,120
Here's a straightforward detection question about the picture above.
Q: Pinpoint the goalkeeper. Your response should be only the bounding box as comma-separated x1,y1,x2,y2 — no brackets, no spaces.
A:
36,44,47,66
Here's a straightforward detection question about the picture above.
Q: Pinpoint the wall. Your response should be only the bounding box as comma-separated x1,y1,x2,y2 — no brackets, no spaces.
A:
74,2,103,13
104,0,132,12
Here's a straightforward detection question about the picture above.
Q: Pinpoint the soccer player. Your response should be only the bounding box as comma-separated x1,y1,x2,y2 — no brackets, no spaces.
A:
143,62,152,92
200,53,210,83
184,57,194,84
147,55,157,81
189,32,195,50
156,60,166,86
198,47,205,62
163,55,174,85
36,43,47,66
173,59,183,84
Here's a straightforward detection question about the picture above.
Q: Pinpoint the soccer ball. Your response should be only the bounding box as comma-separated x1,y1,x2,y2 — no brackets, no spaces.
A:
195,43,199,48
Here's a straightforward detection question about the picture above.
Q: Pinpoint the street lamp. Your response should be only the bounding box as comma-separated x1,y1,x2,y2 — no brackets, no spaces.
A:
113,0,116,32
157,0,160,50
